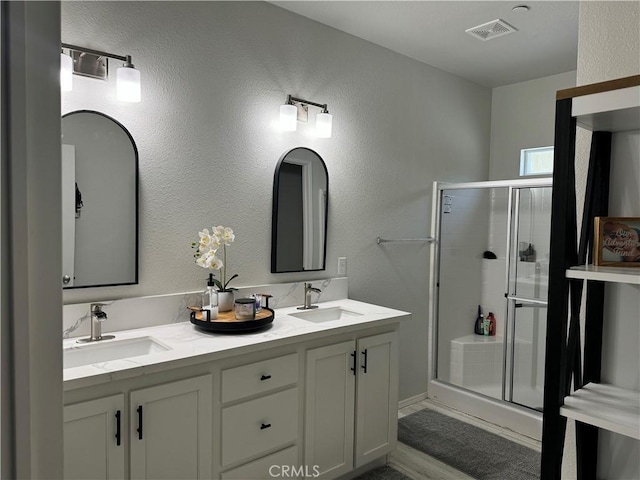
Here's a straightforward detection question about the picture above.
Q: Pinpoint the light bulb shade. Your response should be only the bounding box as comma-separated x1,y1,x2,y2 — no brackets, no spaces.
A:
117,65,141,102
61,53,73,92
316,112,333,138
280,104,297,132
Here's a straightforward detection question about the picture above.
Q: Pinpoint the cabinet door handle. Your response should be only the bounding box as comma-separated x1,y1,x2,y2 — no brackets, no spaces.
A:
115,410,121,446
350,350,357,375
361,349,368,373
137,405,143,440
260,374,272,381
260,423,272,430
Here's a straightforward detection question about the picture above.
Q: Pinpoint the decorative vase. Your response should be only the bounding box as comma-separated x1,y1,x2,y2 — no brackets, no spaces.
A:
218,291,234,312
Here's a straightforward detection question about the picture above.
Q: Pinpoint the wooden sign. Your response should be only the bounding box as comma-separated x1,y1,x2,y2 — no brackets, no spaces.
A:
594,217,640,266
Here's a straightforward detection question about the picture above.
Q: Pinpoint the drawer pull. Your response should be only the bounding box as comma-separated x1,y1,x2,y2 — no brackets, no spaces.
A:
115,410,121,446
137,405,143,440
260,374,272,381
361,349,368,374
260,423,272,430
350,351,357,375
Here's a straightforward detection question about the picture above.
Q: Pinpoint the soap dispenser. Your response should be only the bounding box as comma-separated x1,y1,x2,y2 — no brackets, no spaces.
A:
202,274,218,320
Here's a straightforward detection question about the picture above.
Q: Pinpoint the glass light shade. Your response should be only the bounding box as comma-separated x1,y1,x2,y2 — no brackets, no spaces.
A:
280,104,297,132
116,66,141,102
60,53,73,92
316,112,333,138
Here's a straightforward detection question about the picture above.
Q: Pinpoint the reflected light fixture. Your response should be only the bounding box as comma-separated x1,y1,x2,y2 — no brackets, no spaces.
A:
61,43,142,103
280,95,333,138
60,51,73,92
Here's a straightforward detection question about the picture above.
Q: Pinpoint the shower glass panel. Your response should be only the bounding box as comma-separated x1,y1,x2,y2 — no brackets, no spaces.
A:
433,180,552,411
507,186,552,411
436,186,507,402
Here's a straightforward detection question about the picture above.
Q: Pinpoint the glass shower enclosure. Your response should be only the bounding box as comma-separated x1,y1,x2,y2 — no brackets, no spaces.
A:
430,178,552,412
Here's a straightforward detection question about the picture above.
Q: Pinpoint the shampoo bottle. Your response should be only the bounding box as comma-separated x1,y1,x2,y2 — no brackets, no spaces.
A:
483,315,490,336
474,305,484,335
202,274,218,320
488,312,496,336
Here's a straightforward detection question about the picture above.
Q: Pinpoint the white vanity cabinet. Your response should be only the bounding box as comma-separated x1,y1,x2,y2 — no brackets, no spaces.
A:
63,303,406,480
64,375,212,480
129,375,213,479
305,331,399,478
218,352,300,478
64,394,125,480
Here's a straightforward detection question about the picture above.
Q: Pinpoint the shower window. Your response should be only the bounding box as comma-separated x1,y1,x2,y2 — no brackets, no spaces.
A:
519,146,554,176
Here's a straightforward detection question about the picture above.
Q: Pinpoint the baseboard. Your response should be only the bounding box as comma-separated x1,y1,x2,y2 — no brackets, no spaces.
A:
398,392,428,410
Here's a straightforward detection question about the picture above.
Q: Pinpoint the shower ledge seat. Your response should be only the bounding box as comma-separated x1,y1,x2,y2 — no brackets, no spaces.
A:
450,335,505,389
450,334,534,391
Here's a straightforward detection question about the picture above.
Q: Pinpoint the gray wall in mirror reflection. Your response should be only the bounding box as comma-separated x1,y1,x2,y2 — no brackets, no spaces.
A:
62,111,138,288
277,163,304,271
272,147,328,273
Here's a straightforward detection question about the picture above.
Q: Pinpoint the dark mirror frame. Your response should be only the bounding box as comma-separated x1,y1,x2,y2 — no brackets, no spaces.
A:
271,147,329,273
62,110,139,289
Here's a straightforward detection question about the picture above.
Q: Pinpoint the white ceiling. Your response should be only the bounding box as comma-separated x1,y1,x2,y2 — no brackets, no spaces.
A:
272,1,579,87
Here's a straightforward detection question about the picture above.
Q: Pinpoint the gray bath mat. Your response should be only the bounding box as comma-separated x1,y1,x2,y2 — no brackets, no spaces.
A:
355,465,411,480
398,409,540,480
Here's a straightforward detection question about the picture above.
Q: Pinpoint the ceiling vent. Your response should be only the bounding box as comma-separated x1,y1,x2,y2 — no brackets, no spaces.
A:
465,19,517,41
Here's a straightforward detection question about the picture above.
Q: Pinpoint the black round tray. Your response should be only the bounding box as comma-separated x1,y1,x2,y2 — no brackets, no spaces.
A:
189,307,274,333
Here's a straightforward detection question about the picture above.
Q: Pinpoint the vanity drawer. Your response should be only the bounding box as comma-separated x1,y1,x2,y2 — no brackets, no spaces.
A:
221,387,299,467
221,445,298,479
222,353,299,403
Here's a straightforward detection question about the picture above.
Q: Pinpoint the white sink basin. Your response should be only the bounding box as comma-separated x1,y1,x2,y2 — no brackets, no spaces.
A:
290,306,363,323
64,336,171,369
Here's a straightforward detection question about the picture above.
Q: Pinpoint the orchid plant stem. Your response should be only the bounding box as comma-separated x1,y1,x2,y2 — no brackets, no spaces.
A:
222,244,227,288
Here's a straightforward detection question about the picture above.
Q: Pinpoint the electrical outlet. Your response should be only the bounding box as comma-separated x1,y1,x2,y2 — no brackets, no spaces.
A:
338,257,347,275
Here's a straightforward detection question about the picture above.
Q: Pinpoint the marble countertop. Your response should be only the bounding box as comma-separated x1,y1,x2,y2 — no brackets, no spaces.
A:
63,299,409,391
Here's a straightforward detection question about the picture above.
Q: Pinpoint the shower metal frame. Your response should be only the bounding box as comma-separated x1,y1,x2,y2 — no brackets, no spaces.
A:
428,178,553,426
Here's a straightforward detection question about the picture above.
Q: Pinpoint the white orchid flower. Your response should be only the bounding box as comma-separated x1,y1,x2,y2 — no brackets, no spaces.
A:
202,250,223,270
209,235,221,251
221,227,235,246
198,229,216,251
195,255,208,268
207,255,223,270
193,225,236,291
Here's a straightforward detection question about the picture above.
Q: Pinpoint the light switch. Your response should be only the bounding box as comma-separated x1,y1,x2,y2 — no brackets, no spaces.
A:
338,257,347,275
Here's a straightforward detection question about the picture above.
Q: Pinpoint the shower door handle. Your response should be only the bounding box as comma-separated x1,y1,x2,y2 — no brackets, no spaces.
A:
514,302,547,309
507,296,547,307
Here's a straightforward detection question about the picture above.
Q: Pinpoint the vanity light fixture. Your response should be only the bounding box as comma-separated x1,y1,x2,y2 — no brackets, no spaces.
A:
60,51,73,92
61,43,141,102
280,95,333,138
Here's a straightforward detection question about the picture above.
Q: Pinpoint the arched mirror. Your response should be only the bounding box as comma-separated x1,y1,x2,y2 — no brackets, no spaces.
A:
61,110,138,288
271,147,328,273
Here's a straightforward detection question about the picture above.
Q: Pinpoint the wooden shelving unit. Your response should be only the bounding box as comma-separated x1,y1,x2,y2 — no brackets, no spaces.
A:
572,84,640,132
541,74,640,480
566,265,640,284
560,383,640,440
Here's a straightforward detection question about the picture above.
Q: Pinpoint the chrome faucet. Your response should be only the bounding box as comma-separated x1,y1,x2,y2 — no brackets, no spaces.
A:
78,303,115,343
298,283,321,310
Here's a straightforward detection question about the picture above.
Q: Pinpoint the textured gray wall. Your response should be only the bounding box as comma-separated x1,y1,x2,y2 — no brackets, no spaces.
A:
489,70,576,181
61,1,492,400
